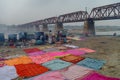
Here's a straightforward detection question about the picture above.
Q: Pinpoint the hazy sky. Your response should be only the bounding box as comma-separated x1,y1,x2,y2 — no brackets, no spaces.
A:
0,0,120,26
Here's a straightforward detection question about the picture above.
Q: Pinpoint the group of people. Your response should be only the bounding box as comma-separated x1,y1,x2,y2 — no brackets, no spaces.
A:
47,30,67,44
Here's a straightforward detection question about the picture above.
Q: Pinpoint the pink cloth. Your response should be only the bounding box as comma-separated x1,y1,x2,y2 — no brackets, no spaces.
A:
61,65,93,80
65,49,86,55
78,71,120,80
48,51,69,57
79,48,96,53
29,54,54,64
28,51,45,56
33,71,65,80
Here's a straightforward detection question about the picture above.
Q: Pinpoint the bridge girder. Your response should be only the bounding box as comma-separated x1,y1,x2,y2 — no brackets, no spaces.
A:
89,2,120,20
58,11,88,23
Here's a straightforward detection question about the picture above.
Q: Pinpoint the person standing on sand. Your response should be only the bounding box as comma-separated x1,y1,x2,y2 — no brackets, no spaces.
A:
48,30,52,44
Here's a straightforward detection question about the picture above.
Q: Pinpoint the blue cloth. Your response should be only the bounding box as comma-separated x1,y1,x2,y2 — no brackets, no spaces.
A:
42,59,72,70
77,58,106,70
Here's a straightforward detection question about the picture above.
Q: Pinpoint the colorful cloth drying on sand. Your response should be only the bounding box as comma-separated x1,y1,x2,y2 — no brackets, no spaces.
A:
65,49,86,55
29,54,54,64
77,71,120,80
43,48,60,52
0,58,6,61
61,65,93,80
79,48,96,53
28,51,45,56
0,61,6,67
60,54,85,64
42,59,72,70
23,48,40,53
5,56,32,66
48,51,69,57
38,45,54,50
64,44,79,49
77,58,106,70
15,63,49,77
33,71,65,80
0,66,18,80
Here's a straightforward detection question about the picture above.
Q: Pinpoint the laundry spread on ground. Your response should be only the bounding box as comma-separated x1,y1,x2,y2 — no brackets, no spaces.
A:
15,63,49,77
43,48,60,52
61,65,93,80
65,49,86,55
60,54,85,64
42,59,72,70
28,51,45,56
0,66,18,80
29,54,54,64
79,48,96,53
77,58,106,70
48,51,69,57
23,48,40,53
0,46,119,80
33,71,65,80
5,56,32,66
64,44,79,49
78,71,120,80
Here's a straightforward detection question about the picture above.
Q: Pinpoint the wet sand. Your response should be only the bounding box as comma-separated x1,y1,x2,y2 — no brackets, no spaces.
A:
0,36,120,78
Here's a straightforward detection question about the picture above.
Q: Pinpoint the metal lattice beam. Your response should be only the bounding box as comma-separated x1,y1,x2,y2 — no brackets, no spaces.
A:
89,2,120,20
43,17,58,24
58,11,88,23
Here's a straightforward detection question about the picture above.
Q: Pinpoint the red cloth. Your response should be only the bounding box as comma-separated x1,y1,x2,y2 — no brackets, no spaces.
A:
60,54,85,64
15,63,49,77
23,48,40,53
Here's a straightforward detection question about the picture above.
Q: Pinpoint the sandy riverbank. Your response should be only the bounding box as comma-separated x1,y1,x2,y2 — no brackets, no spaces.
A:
0,36,120,78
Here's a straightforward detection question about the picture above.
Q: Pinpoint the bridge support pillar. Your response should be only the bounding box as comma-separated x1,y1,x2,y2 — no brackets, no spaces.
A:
33,25,40,32
55,22,64,32
42,24,48,32
83,19,95,36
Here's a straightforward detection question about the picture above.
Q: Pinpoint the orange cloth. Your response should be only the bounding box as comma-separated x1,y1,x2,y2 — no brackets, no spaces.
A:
5,56,32,66
60,54,85,64
15,63,49,77
23,48,40,53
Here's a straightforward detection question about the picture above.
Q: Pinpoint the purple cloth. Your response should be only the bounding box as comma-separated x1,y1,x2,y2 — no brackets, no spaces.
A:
77,71,120,80
0,58,6,61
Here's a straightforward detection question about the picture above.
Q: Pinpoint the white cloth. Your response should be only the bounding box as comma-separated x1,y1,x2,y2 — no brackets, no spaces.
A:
0,66,18,80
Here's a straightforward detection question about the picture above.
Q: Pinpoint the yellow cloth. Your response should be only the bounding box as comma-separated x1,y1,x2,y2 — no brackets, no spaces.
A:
5,56,32,66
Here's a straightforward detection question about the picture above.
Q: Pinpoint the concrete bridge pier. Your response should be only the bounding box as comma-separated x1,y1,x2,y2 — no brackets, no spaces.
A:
42,24,49,33
33,25,40,32
83,19,95,36
55,22,64,33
